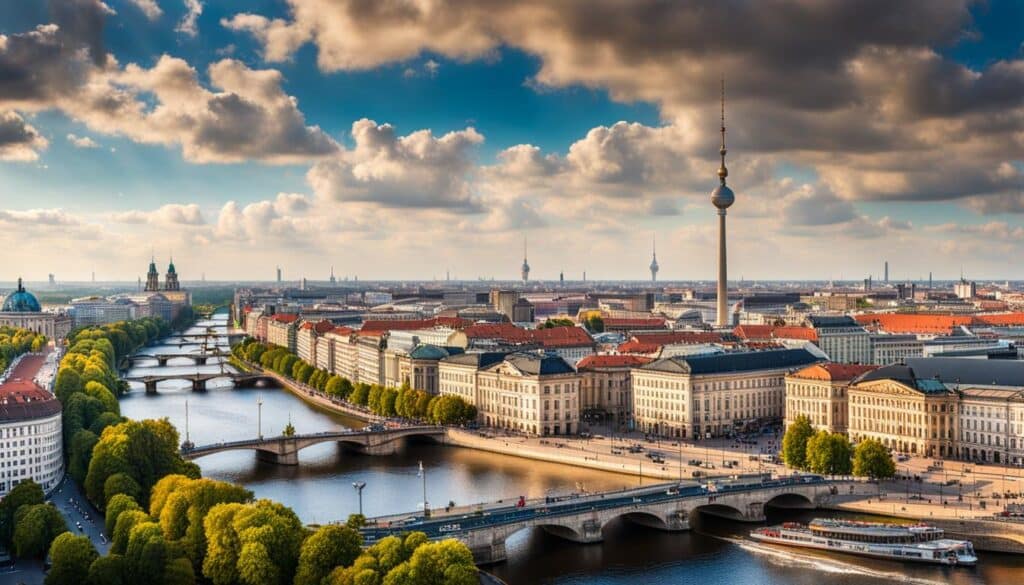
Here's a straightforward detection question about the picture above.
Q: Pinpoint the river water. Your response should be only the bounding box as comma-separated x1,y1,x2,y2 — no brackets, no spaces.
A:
118,315,1023,584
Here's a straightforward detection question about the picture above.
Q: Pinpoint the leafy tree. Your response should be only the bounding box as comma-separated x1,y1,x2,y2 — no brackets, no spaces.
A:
150,475,252,569
339,378,354,398
202,500,306,585
853,439,896,480
805,431,853,475
584,315,605,333
104,472,143,504
378,388,398,417
106,494,143,535
350,384,370,406
294,525,363,585
367,386,383,412
781,415,815,470
45,532,98,585
55,367,85,404
539,318,575,329
325,375,343,396
13,504,68,558
0,479,44,545
346,514,367,529
283,421,296,436
111,510,151,555
84,380,120,415
88,554,127,585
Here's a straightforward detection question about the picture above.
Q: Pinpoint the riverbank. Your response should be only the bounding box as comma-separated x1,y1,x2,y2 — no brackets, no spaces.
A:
257,368,385,424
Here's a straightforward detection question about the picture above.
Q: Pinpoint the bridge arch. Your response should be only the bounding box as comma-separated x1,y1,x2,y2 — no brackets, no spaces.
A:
690,503,750,523
612,510,671,531
764,492,814,510
538,523,586,543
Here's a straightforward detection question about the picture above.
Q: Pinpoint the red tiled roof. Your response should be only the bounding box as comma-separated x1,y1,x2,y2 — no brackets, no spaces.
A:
973,313,1024,326
270,314,299,324
328,326,354,336
462,323,533,343
577,354,653,370
0,354,61,422
733,325,817,341
530,326,594,348
854,314,973,334
789,363,879,382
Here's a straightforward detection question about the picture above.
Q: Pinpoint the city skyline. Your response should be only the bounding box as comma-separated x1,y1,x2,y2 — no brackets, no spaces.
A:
1,1,1023,280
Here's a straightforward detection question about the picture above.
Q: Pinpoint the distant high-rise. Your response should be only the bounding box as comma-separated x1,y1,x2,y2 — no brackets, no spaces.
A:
48,274,55,287
710,79,735,328
329,266,337,284
884,261,889,283
521,237,530,283
276,266,282,283
145,257,159,291
559,270,564,285
649,234,659,282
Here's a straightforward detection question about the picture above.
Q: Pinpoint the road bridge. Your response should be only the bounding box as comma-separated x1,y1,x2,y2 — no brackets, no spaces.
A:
126,353,224,366
359,475,850,564
180,426,445,465
123,371,275,393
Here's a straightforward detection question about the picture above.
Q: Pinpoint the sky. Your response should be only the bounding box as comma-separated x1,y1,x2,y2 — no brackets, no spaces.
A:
0,0,1022,282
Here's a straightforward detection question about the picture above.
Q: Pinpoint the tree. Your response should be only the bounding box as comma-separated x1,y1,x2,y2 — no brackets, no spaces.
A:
202,500,306,585
0,479,43,545
367,386,383,412
584,315,605,333
111,510,151,555
55,367,85,404
378,388,398,417
150,475,252,569
294,525,363,585
325,376,343,396
350,384,370,406
540,318,575,329
283,421,296,436
853,439,896,480
84,380,120,415
346,514,367,529
105,494,142,535
781,415,815,470
104,472,143,504
805,431,853,475
13,504,68,558
45,533,98,585
88,554,127,585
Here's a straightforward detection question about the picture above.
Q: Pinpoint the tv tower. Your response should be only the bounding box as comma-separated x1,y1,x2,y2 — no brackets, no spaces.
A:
649,234,659,282
521,237,530,283
711,78,735,328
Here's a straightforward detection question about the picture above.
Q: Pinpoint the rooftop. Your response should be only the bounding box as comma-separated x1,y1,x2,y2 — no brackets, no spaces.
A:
576,354,654,370
0,353,61,422
788,363,879,382
641,348,821,376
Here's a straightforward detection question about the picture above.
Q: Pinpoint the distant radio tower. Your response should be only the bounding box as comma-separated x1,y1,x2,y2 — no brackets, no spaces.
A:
711,78,735,327
650,234,659,282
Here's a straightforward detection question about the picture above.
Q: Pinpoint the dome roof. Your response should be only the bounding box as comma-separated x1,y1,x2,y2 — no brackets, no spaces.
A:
2,279,40,313
711,184,735,209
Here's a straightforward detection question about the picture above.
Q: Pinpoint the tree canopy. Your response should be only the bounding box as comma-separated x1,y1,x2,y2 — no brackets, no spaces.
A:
853,439,896,480
781,415,815,469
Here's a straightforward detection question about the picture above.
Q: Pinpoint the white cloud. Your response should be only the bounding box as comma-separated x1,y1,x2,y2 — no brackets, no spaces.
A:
175,0,203,37
307,119,484,210
127,0,163,21
113,203,206,226
66,133,99,148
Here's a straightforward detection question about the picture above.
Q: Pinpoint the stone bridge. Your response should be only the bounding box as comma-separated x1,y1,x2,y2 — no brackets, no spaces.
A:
124,372,276,393
126,353,223,366
181,426,446,465
361,476,852,564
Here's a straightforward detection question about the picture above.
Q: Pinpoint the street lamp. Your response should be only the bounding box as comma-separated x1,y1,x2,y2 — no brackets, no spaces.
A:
352,481,366,516
418,461,429,517
257,393,263,440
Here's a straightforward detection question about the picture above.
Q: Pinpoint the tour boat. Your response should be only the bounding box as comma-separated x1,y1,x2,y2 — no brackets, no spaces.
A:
751,519,977,566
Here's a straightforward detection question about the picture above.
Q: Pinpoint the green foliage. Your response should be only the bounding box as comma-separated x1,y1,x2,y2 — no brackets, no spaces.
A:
350,384,370,406
781,415,815,470
584,315,605,333
46,532,99,585
202,500,306,585
346,514,366,529
0,479,44,546
283,421,296,437
85,418,198,510
805,431,853,475
853,439,896,480
112,510,151,555
294,525,363,585
540,318,575,329
88,553,127,585
106,495,143,536
13,504,68,558
68,427,100,483
325,533,475,585
84,381,120,415
104,473,144,504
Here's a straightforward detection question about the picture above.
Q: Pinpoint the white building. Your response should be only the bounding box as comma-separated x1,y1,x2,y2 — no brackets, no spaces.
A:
0,358,63,496
870,334,924,365
807,316,872,364
632,348,822,439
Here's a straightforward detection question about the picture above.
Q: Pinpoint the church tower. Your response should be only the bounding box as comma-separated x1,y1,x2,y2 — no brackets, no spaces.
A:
164,257,180,291
145,257,160,291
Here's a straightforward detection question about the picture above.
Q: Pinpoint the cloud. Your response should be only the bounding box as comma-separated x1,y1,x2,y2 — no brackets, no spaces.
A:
307,119,484,210
113,203,206,226
223,0,1024,207
127,0,162,21
0,111,48,161
176,0,203,37
66,133,99,148
0,3,337,164
0,208,78,226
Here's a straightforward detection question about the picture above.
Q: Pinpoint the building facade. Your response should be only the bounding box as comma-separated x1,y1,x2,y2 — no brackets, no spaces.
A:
0,357,63,496
870,334,924,365
784,363,878,434
577,354,652,427
266,314,299,352
807,316,872,364
632,349,821,439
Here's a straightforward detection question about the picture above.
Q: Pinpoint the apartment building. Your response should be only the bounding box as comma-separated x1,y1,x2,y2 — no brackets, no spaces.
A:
784,363,878,434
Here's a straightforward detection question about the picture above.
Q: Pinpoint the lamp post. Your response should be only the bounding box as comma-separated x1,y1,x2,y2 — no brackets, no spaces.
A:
418,461,429,517
352,481,366,516
257,393,264,440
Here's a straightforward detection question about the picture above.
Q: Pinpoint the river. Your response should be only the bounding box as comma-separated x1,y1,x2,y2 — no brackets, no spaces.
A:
118,314,1024,584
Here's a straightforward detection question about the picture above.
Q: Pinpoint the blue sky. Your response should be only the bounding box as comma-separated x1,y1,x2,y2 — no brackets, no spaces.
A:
0,0,1022,281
